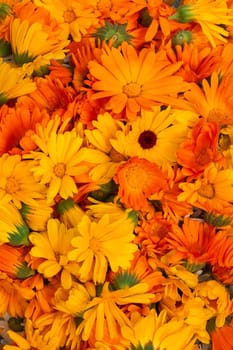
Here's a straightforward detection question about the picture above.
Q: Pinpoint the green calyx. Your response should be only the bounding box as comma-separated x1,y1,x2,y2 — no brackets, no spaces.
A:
16,261,35,279
169,5,194,23
13,50,34,66
8,223,30,246
56,198,76,215
111,270,139,290
131,341,155,350
0,92,8,105
0,2,11,20
172,30,193,48
93,21,132,48
204,211,231,228
8,317,24,332
0,39,12,57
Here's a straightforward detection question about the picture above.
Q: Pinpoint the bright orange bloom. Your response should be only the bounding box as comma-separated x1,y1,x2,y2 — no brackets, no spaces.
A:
184,72,233,125
88,43,187,120
114,157,168,211
211,323,233,350
166,218,216,265
0,101,49,156
176,118,223,177
166,43,220,83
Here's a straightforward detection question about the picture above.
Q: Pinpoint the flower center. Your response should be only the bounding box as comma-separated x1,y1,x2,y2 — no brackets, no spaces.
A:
197,183,215,199
208,108,227,123
123,82,141,98
89,237,100,252
53,163,66,178
138,130,157,149
5,177,20,194
125,164,148,189
64,8,76,23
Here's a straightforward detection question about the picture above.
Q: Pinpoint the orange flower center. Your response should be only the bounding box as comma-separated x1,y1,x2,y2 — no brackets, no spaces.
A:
53,163,66,178
64,8,76,23
123,82,141,98
208,108,226,123
198,183,215,199
138,130,157,149
125,164,148,189
89,237,100,252
5,177,20,194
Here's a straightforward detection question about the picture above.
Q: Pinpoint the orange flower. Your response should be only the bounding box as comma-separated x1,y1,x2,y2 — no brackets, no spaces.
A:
114,157,168,211
166,43,220,83
0,244,34,279
176,118,223,177
166,218,216,265
211,323,233,350
0,100,49,155
183,72,233,125
88,43,187,120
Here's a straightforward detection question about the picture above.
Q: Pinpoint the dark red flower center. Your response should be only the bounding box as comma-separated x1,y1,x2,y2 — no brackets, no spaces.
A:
138,130,157,149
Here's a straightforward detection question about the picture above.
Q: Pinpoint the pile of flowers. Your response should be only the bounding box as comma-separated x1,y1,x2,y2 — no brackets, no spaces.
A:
1,0,233,349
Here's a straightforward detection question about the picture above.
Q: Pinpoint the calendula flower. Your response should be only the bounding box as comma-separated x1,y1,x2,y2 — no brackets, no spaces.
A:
121,308,167,349
20,200,53,232
29,129,88,201
176,118,222,177
56,198,85,228
114,157,168,211
5,318,58,350
111,106,188,166
169,0,233,47
68,213,137,283
0,60,35,105
0,272,34,317
88,43,187,120
33,0,99,42
210,322,233,350
0,202,30,246
167,43,221,83
29,218,80,289
194,280,231,328
0,101,49,156
10,18,69,66
178,163,233,212
0,244,34,279
0,154,45,208
166,218,215,265
81,281,155,342
184,71,233,125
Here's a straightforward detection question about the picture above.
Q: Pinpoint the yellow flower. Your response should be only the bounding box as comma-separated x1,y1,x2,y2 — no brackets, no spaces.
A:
30,129,88,201
0,154,45,208
178,163,233,212
194,280,231,328
111,106,188,166
5,318,58,350
121,309,167,348
68,214,138,283
169,0,233,47
20,200,53,232
33,0,99,42
10,18,69,66
85,112,125,184
29,218,80,289
81,282,155,342
0,201,30,246
0,59,35,105
52,282,90,315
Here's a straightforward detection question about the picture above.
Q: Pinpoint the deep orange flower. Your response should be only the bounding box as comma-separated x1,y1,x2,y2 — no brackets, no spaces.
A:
114,157,168,211
88,43,187,120
211,323,233,350
176,118,223,177
166,43,221,83
166,218,216,265
0,101,49,155
184,72,233,125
